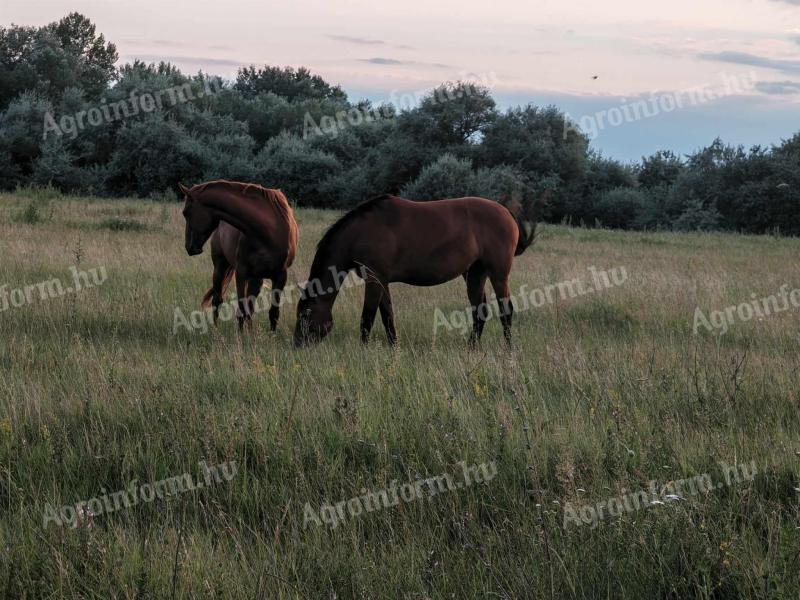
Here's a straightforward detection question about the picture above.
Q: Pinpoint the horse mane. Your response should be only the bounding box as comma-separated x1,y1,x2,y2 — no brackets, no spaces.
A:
190,179,294,225
315,194,393,255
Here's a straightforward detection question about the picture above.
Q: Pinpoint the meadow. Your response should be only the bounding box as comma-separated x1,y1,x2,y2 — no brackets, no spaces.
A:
0,188,798,599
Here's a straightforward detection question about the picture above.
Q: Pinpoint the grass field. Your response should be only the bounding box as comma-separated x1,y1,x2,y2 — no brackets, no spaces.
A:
1,188,799,599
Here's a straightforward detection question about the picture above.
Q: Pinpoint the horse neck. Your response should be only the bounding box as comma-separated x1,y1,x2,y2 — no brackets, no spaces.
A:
307,239,354,307
200,188,272,239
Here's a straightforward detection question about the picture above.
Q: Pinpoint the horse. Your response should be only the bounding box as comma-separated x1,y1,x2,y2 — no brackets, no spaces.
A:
179,180,298,331
293,194,537,347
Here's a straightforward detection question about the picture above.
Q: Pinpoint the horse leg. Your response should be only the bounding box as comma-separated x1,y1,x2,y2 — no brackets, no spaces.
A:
466,265,489,347
210,260,232,325
268,270,287,332
378,287,397,346
202,237,232,324
360,281,383,344
246,277,263,329
489,274,514,346
235,274,251,332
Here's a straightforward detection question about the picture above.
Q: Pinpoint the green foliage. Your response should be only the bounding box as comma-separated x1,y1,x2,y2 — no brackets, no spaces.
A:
400,153,475,200
1,12,799,234
0,13,117,108
672,199,723,232
479,104,588,181
104,114,201,196
16,200,43,224
234,65,346,102
637,150,684,188
98,217,148,232
253,133,341,206
398,81,497,147
595,187,648,230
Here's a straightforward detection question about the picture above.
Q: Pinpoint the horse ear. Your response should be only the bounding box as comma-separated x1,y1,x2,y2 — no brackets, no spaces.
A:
178,183,190,196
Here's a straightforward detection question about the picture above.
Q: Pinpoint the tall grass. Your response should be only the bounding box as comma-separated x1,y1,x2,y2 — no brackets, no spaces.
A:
0,192,798,598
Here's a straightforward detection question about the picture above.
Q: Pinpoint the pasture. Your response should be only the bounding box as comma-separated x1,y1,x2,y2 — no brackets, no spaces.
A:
0,188,798,599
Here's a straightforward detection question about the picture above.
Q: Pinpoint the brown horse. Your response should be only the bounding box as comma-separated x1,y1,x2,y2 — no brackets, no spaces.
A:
179,180,298,331
294,194,536,347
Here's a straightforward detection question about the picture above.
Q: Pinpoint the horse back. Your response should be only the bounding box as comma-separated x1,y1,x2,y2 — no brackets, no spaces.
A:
357,196,519,284
387,196,518,256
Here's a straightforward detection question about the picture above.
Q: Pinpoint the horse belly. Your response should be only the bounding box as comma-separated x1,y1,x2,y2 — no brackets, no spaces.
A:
394,272,463,286
390,245,476,286
216,223,242,265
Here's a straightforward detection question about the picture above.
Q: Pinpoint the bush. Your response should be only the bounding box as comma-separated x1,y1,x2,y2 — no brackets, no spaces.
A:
104,114,204,196
400,154,475,200
672,200,723,232
16,201,44,224
98,217,148,232
253,133,341,206
595,187,647,230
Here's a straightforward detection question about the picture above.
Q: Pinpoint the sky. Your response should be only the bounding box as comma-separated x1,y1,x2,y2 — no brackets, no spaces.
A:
4,0,800,161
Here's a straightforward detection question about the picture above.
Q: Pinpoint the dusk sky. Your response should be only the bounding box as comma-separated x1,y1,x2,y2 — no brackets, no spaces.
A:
4,0,800,160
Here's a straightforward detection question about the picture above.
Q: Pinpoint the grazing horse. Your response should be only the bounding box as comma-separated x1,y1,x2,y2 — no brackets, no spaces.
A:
179,180,298,331
294,194,536,347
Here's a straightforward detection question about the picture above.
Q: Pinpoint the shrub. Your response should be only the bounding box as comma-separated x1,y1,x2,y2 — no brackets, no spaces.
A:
98,218,148,232
595,187,647,230
253,133,341,206
17,201,43,224
400,153,475,200
672,200,723,232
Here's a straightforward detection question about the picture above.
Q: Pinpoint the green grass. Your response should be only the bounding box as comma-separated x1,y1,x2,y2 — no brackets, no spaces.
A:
0,190,798,599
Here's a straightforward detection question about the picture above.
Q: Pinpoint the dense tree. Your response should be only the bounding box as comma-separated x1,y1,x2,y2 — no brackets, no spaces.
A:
637,150,683,188
400,153,476,200
478,105,588,182
0,13,116,108
398,82,496,148
253,133,341,206
234,65,346,102
2,12,800,235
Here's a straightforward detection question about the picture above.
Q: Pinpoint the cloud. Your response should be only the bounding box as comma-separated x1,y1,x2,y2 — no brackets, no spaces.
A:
359,57,450,68
698,51,800,75
755,80,800,94
151,39,183,48
328,35,385,46
328,35,415,50
146,40,234,52
361,57,402,65
771,0,800,5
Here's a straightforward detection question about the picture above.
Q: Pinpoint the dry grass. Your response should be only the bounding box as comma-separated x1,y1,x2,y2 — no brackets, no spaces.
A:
0,190,798,599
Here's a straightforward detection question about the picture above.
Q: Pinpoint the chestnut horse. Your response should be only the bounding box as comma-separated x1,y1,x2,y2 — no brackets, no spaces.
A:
179,180,298,331
294,194,535,347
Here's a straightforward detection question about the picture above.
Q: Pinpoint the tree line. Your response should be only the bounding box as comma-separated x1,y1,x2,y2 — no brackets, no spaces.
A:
2,13,799,234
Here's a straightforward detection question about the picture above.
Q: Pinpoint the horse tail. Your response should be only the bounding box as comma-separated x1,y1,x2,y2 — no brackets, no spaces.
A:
201,267,235,309
503,189,551,256
514,218,536,256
